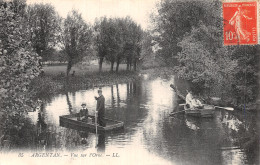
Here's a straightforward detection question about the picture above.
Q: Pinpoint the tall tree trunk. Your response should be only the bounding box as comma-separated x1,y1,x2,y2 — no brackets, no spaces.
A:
111,85,115,108
66,59,72,76
129,60,132,70
134,59,137,71
126,61,129,70
99,57,103,72
116,58,120,72
110,61,114,71
67,27,76,76
127,58,130,70
127,83,130,97
116,84,120,105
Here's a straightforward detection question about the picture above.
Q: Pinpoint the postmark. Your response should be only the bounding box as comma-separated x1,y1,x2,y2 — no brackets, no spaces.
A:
223,0,257,45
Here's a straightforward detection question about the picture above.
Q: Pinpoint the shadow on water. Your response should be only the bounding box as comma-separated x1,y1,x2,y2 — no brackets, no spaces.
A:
65,92,73,114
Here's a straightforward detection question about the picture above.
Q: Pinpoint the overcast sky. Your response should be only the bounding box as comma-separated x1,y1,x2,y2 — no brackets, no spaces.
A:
27,0,159,30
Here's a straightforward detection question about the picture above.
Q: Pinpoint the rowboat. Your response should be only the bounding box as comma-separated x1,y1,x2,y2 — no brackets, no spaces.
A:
179,104,214,118
59,114,124,132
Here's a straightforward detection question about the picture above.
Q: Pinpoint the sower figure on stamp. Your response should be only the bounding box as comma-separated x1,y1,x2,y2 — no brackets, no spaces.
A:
95,89,106,127
229,5,252,42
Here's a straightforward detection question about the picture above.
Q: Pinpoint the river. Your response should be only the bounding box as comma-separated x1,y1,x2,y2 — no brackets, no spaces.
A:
25,76,259,165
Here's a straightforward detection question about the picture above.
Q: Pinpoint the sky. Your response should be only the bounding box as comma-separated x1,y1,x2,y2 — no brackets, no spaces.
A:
27,0,159,30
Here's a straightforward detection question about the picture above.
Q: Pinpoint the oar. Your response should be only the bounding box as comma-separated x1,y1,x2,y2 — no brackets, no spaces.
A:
169,109,191,116
170,84,186,100
95,110,98,147
214,106,234,111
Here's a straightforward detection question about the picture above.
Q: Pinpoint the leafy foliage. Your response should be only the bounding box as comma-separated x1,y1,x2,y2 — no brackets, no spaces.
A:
94,17,143,72
175,23,238,99
140,31,156,69
231,46,259,107
152,0,222,66
0,1,41,115
26,3,62,60
62,10,92,75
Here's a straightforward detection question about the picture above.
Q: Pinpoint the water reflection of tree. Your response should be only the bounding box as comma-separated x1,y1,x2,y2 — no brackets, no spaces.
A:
106,81,149,142
62,129,82,150
65,92,73,114
107,81,148,121
111,85,116,108
36,103,48,149
0,101,53,151
143,115,223,164
124,81,146,120
219,110,259,164
116,84,121,107
126,81,142,104
0,115,37,150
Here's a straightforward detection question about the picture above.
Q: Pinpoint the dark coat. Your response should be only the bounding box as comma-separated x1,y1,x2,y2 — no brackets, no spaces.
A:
96,95,106,126
96,95,105,115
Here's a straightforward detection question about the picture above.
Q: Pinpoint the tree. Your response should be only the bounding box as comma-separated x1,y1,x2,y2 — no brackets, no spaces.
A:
230,46,259,109
121,17,142,71
0,1,41,117
94,17,143,72
26,3,61,61
152,0,222,66
104,18,120,71
94,17,108,72
140,31,156,69
62,10,92,75
114,18,126,72
175,23,237,96
130,24,142,71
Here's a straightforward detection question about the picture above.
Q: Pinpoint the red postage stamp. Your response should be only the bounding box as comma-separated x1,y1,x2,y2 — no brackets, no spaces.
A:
223,1,257,45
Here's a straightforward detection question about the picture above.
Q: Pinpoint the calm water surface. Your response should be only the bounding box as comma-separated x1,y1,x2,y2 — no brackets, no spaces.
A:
27,76,259,165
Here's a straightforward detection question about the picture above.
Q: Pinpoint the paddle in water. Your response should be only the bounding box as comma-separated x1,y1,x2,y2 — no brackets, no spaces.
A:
214,106,234,111
169,108,192,116
94,109,98,147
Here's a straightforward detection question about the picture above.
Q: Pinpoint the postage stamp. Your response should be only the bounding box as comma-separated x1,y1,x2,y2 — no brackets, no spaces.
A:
223,1,257,45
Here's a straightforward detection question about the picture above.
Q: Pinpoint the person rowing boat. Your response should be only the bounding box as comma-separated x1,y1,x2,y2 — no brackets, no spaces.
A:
170,84,234,113
185,90,203,109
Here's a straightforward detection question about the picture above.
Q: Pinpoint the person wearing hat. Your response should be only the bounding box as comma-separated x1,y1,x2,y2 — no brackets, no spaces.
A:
185,90,203,109
78,103,89,121
95,89,106,127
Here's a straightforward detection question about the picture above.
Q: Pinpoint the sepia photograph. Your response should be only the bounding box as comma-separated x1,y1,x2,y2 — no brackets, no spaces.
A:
0,0,259,164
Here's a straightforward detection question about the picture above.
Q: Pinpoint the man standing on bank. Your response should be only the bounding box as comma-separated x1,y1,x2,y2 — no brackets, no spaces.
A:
95,89,106,127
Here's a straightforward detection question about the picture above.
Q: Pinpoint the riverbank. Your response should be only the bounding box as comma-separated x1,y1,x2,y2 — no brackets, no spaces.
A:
30,70,140,100
42,63,127,76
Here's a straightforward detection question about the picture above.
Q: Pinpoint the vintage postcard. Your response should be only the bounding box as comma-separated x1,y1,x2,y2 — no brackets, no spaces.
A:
0,0,259,165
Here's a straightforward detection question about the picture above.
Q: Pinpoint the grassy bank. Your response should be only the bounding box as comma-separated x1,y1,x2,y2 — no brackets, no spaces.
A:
43,63,127,76
57,70,139,90
31,65,140,100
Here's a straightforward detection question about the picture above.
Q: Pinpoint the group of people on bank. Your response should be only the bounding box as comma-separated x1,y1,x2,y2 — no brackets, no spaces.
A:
77,89,106,127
